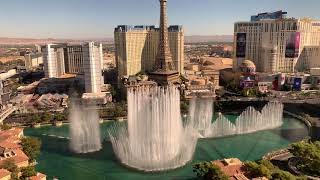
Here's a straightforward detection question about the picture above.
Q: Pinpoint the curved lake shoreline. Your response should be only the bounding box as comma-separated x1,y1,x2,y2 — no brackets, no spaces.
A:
24,116,308,180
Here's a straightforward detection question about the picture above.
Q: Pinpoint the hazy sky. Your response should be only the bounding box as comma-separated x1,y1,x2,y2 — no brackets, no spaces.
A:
1,0,320,39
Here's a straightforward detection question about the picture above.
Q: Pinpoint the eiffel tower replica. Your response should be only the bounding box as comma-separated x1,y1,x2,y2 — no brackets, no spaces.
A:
148,0,179,86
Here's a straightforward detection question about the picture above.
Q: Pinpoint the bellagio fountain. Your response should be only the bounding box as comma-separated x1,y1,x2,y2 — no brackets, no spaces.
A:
189,98,284,138
109,0,199,171
69,100,102,153
109,86,198,171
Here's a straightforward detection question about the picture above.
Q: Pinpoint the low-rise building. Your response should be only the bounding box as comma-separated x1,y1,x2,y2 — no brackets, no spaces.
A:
212,158,248,180
258,82,273,93
24,53,43,70
310,68,320,89
0,70,16,80
212,158,268,180
185,64,200,72
199,57,233,71
0,128,47,179
17,81,40,94
0,128,29,168
29,172,47,180
82,92,112,105
0,80,12,110
34,93,68,110
183,75,216,99
0,169,11,180
36,75,83,94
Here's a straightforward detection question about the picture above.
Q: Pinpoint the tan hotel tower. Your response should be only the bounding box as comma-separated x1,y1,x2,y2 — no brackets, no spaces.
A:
114,0,184,85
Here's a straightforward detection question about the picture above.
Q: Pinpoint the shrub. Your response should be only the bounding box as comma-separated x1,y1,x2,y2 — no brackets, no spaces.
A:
289,141,320,177
244,161,272,179
21,137,41,162
192,162,229,180
21,166,37,179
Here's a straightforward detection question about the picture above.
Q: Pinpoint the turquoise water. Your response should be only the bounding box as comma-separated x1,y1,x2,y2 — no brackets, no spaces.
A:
24,116,308,180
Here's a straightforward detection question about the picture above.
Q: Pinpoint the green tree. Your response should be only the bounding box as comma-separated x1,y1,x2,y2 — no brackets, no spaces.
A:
242,88,259,97
260,160,276,171
21,137,41,162
42,112,53,122
54,113,65,122
0,159,19,180
20,166,36,179
114,106,124,117
272,170,297,180
225,80,241,94
214,102,223,112
289,141,320,177
0,124,12,130
29,114,41,124
192,162,229,180
245,160,304,180
109,85,117,98
113,102,127,117
63,110,69,119
244,161,272,179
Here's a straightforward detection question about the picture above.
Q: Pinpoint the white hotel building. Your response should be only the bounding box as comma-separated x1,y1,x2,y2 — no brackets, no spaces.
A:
42,42,103,93
233,11,320,73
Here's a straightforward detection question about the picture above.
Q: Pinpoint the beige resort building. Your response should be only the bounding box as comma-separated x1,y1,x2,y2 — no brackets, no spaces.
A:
234,11,320,73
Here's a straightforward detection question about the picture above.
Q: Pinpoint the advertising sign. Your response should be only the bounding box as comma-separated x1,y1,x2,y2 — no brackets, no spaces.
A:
293,78,302,91
236,33,246,58
285,32,300,58
279,73,286,86
273,76,279,90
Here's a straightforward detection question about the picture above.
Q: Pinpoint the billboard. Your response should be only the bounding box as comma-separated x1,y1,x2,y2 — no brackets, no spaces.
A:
236,33,246,58
273,76,279,90
278,73,286,86
293,77,302,91
285,32,300,58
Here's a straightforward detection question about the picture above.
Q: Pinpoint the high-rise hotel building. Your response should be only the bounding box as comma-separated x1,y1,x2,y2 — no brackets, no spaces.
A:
43,44,66,78
83,42,103,93
234,11,320,73
114,25,184,83
42,42,103,93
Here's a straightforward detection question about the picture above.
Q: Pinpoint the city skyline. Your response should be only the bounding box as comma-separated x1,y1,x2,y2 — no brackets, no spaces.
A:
1,0,320,39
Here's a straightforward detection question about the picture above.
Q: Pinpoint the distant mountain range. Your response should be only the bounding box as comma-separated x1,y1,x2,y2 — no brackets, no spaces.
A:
0,37,113,45
0,35,232,45
185,35,233,43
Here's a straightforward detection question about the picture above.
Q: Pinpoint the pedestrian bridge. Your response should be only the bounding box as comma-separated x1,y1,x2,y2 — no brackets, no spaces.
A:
0,106,17,124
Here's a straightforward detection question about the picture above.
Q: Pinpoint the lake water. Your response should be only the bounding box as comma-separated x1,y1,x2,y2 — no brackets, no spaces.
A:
24,116,308,180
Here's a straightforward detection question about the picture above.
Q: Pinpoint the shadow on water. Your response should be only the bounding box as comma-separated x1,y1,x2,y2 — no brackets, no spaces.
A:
38,135,118,163
270,128,309,142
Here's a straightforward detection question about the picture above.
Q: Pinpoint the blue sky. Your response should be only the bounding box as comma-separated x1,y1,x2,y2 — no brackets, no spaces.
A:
0,0,319,39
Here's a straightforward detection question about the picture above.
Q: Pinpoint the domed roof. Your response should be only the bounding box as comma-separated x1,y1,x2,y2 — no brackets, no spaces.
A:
240,60,255,68
239,60,256,73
